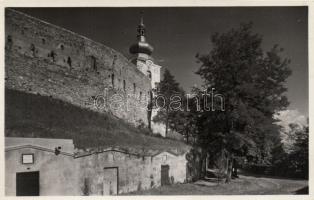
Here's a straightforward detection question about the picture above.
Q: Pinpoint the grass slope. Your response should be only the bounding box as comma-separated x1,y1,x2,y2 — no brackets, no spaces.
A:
5,89,190,154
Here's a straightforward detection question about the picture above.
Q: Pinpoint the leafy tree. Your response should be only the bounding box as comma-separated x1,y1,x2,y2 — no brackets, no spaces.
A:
169,101,199,144
153,69,185,137
195,23,292,182
270,122,308,179
290,123,309,178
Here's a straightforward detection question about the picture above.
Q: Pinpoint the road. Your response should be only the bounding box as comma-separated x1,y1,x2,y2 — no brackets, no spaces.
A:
128,175,308,195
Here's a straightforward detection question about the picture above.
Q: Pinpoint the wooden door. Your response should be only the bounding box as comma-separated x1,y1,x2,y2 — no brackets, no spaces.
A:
16,171,39,196
161,165,170,186
103,168,118,195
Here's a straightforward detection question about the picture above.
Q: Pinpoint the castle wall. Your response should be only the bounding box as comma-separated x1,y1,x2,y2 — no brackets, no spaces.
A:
5,9,151,126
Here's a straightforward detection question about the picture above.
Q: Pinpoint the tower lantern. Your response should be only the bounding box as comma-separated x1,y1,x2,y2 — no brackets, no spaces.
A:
129,12,154,61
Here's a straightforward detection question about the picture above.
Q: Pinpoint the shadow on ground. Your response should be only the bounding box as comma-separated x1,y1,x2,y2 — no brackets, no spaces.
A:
127,173,308,195
238,169,308,181
294,186,308,195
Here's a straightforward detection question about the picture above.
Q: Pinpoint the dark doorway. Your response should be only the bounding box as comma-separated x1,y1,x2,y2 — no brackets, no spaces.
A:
161,165,170,186
16,171,39,196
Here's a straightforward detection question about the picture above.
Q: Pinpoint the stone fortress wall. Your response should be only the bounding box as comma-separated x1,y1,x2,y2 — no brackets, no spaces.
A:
5,8,152,126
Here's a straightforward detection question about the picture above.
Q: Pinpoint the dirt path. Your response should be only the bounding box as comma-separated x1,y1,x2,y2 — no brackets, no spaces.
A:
128,175,308,195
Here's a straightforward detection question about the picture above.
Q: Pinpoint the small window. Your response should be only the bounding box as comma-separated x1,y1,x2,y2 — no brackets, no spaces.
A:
30,44,36,56
133,83,136,94
67,57,72,67
49,51,56,62
112,55,117,67
60,44,64,50
22,154,34,164
6,35,13,49
91,56,97,71
30,44,35,51
123,80,126,91
7,35,12,43
111,74,115,88
139,91,142,101
42,38,46,44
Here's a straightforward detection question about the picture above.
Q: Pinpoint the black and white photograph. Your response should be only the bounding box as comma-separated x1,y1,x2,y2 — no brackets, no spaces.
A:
2,2,311,197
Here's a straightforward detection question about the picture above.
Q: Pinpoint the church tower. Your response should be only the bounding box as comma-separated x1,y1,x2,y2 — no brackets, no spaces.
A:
129,13,166,137
129,13,154,67
129,12,162,91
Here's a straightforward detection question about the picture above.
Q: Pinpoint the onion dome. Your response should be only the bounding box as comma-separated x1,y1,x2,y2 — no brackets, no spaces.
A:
129,14,154,55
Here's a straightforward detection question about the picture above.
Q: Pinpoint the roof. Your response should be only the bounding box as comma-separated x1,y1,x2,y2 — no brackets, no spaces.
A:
5,137,187,158
5,137,74,155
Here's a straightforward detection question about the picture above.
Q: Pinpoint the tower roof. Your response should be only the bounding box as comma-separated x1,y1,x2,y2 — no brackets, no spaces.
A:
129,12,154,56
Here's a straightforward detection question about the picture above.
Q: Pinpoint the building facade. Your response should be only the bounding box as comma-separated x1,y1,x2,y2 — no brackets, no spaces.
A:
5,137,188,195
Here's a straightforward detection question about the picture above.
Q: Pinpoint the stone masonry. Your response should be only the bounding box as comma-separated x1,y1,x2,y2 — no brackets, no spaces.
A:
5,9,152,126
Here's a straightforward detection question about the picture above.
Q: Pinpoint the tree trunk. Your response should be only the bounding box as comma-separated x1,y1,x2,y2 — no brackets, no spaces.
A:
165,116,169,138
165,107,169,137
232,158,239,178
186,129,189,144
147,110,152,130
225,153,233,183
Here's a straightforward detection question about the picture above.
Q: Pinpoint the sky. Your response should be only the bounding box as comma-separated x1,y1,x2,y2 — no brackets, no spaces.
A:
14,7,308,117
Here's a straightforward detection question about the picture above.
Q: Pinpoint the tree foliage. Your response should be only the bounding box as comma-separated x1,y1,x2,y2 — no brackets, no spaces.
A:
153,69,185,137
271,123,308,179
195,23,292,182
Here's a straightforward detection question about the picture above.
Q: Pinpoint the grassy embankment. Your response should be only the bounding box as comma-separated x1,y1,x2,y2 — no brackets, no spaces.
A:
5,89,189,154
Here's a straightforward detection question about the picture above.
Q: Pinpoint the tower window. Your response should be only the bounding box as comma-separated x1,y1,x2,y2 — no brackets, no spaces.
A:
60,44,64,50
139,91,142,101
123,80,126,91
133,83,136,94
147,70,152,79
